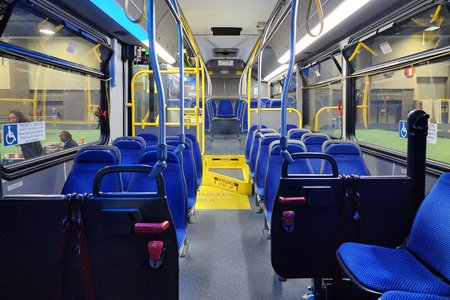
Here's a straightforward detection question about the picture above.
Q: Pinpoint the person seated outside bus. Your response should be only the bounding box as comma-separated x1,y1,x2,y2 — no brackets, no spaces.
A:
59,130,78,149
8,110,43,159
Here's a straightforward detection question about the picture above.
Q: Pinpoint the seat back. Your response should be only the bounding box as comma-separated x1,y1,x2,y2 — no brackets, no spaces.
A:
301,133,330,173
255,133,281,196
270,99,281,108
264,140,312,223
166,137,197,211
138,133,158,146
216,99,235,118
133,147,187,231
112,136,146,189
87,165,178,300
62,145,121,194
245,124,268,163
322,140,370,176
249,128,276,178
186,133,202,187
406,172,450,281
288,128,311,140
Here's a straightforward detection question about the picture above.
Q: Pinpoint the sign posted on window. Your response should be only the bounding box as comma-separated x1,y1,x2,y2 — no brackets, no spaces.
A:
399,120,408,138
2,121,46,146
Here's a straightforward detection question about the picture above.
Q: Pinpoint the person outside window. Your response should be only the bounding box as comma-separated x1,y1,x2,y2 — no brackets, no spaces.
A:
59,130,78,149
7,110,43,159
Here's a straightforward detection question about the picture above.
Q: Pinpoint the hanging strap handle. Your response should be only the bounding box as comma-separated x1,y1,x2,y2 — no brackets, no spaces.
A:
305,0,324,37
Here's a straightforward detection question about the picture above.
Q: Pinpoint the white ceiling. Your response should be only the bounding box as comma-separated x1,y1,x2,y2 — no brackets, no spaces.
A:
178,0,278,64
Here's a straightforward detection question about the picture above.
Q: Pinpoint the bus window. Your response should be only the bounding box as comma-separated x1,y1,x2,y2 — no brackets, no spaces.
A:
0,58,102,166
301,53,342,137
344,5,450,72
355,59,450,165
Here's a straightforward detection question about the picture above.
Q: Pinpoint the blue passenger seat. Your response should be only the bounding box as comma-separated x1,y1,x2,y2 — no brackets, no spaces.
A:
216,99,235,118
263,140,313,236
245,124,268,164
167,137,197,221
138,133,158,146
249,128,277,179
254,133,281,209
287,128,311,140
61,145,122,194
112,136,146,190
301,133,330,173
321,140,370,176
186,133,202,188
381,291,450,300
131,146,188,256
337,173,450,297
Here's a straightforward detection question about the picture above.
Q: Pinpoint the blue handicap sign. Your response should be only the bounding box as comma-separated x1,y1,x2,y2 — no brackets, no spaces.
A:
3,124,18,146
399,120,408,138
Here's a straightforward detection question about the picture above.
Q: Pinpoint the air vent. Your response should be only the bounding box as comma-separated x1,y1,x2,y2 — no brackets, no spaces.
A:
213,48,239,57
211,27,242,36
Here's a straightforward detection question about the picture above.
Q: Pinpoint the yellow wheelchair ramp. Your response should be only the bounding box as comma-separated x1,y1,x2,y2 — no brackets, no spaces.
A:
196,155,251,210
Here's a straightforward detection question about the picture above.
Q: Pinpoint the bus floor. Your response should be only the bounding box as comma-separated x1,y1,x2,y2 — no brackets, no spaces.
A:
179,200,311,300
180,130,310,299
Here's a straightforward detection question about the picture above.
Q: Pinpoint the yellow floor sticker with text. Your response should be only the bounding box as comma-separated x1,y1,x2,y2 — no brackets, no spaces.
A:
195,185,250,210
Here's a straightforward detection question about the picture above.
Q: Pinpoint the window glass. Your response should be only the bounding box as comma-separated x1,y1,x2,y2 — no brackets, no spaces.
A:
1,57,102,166
355,59,450,164
304,81,342,137
302,53,342,137
301,54,341,85
345,5,450,72
1,4,111,71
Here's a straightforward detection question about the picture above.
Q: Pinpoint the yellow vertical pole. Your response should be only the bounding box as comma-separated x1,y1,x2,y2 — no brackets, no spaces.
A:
32,65,41,121
195,57,200,140
131,74,136,136
246,39,261,131
362,75,369,129
247,67,252,130
201,63,205,155
87,75,92,122
41,67,49,121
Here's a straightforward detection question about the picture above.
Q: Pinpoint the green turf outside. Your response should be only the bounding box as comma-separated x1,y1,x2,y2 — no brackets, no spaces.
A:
356,129,450,164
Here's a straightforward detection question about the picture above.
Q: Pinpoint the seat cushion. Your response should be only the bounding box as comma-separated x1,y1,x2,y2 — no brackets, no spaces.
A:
338,242,450,296
382,291,450,300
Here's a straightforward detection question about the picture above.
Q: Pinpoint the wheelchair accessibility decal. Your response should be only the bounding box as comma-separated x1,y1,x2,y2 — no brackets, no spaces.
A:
399,120,407,138
2,122,46,146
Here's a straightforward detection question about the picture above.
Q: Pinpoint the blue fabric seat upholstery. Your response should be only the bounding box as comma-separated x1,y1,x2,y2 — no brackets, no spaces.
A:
130,147,188,252
301,133,330,173
381,291,450,300
255,133,280,199
112,136,145,190
249,128,277,178
62,145,121,194
322,140,370,175
287,128,311,140
245,124,268,163
337,173,450,296
167,137,197,213
186,133,202,188
215,99,235,118
264,140,312,226
270,99,281,108
137,133,158,146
